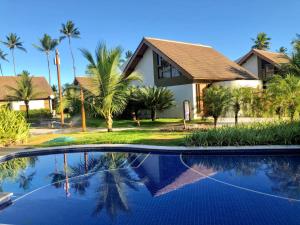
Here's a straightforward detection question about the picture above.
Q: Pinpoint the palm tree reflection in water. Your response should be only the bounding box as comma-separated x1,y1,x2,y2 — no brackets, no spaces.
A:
50,152,143,220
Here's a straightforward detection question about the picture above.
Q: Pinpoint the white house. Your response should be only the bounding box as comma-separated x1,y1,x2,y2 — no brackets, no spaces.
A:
237,49,290,80
0,76,54,111
123,37,261,119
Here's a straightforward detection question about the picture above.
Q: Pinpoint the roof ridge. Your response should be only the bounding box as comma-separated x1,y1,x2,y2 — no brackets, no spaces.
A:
253,49,285,55
144,37,212,48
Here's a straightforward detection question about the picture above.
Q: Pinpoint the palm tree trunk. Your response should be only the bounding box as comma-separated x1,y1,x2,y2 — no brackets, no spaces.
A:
46,53,51,85
213,116,218,128
25,101,29,119
234,112,238,126
0,64,3,76
68,37,76,78
106,114,113,132
151,109,156,121
11,49,16,76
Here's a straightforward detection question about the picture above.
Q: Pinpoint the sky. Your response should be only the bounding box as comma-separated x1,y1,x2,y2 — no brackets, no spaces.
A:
0,0,299,85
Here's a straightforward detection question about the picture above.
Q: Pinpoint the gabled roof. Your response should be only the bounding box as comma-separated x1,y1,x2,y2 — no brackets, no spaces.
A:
0,76,53,101
123,37,257,81
237,49,290,67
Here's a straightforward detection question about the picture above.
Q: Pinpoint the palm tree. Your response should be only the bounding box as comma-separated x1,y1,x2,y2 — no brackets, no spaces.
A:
230,87,252,125
125,50,133,59
80,43,141,131
203,85,231,127
1,33,26,75
251,32,271,50
60,20,80,78
0,49,8,76
291,34,300,52
6,71,41,119
33,34,59,85
277,46,287,54
136,86,175,121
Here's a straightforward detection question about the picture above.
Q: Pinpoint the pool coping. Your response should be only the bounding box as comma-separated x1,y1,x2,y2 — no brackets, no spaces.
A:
1,144,300,162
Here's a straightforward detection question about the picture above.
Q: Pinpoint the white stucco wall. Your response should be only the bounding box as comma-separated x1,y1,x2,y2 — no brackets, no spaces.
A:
132,48,155,86
158,83,196,119
241,55,259,77
214,80,263,89
11,100,46,111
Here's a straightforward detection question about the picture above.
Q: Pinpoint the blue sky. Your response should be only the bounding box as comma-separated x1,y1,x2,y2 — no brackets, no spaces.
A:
0,0,299,85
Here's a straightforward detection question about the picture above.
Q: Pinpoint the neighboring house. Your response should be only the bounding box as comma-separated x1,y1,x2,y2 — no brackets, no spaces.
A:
123,37,260,119
237,49,290,80
0,76,54,111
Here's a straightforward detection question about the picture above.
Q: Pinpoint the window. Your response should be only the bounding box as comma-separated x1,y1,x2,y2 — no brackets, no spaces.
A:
156,54,181,79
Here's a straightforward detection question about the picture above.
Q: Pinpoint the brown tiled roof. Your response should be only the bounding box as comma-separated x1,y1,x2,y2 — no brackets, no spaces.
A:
123,37,257,81
0,76,53,101
237,49,290,66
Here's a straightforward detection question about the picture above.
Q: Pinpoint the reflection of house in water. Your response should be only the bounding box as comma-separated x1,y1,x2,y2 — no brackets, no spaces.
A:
131,155,216,197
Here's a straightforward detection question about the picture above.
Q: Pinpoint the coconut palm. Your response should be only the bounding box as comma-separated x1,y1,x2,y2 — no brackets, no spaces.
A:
136,86,175,121
230,87,252,125
125,50,133,59
0,49,8,76
80,43,141,132
33,34,59,85
6,71,41,119
277,46,287,54
204,85,231,127
60,20,80,78
291,34,300,52
1,33,26,75
251,32,271,50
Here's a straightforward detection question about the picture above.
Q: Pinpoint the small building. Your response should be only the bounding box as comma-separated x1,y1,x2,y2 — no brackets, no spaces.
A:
237,49,290,80
0,76,54,111
123,37,260,119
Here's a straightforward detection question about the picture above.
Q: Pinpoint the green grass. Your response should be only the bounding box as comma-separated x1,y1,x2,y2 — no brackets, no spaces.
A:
185,121,300,146
26,129,188,147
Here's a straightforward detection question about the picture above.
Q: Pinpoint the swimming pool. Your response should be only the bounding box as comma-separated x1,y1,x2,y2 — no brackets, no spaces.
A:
0,150,299,225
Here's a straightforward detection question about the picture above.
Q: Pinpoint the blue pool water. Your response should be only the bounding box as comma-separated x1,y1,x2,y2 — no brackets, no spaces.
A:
0,151,299,225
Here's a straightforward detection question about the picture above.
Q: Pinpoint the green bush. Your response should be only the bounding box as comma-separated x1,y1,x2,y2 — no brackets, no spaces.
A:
20,109,52,119
185,122,300,146
0,108,30,146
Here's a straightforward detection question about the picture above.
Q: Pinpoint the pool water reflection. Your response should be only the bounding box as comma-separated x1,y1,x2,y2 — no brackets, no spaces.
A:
0,152,299,225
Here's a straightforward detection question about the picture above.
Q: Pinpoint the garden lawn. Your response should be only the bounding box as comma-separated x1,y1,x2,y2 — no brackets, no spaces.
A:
26,129,188,147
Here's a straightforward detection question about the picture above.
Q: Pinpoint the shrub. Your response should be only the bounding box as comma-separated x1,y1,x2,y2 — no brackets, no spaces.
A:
185,122,300,146
0,108,30,146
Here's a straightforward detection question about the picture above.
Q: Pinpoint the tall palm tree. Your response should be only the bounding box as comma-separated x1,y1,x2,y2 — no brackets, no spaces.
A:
6,71,41,119
277,46,287,54
1,33,26,75
0,49,8,76
33,34,59,85
251,32,271,50
60,20,80,78
80,43,141,132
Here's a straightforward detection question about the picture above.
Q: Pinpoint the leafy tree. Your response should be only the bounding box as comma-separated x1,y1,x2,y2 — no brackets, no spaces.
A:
0,49,8,76
60,20,80,78
136,86,175,121
6,71,41,119
251,32,271,50
33,34,59,85
204,85,231,127
267,74,300,121
277,46,287,54
230,87,252,125
1,33,27,75
80,43,141,131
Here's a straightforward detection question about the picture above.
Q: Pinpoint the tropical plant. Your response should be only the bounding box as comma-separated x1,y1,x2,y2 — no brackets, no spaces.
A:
277,46,287,54
0,107,29,146
251,32,271,50
203,85,231,127
125,50,133,59
80,43,141,131
249,88,266,117
33,34,59,85
0,49,8,76
267,74,300,121
1,33,26,75
6,71,41,119
136,86,175,121
230,87,252,125
60,20,80,78
291,33,300,52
